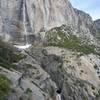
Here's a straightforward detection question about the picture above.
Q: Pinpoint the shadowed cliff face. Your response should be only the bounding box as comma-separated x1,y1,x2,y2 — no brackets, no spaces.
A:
93,19,100,36
92,19,100,45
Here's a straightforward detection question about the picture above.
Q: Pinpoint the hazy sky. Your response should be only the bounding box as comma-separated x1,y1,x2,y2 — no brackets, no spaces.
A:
70,0,100,20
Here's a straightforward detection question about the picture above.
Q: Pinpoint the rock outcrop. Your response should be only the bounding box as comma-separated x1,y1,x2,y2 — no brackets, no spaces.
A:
93,19,100,38
93,19,100,31
92,19,100,45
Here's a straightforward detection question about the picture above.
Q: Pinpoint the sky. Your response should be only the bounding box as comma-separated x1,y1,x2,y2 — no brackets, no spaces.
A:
70,0,100,20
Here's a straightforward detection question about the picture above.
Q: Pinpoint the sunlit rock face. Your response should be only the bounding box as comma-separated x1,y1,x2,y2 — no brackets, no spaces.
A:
0,0,77,33
0,0,94,44
26,0,93,34
0,0,33,46
28,0,78,32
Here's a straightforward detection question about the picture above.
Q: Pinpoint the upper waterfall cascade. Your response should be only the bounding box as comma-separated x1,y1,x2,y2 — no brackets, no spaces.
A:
14,0,31,49
56,94,62,100
0,0,94,47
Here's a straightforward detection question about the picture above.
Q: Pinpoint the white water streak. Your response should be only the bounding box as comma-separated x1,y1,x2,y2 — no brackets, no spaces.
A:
14,44,31,49
23,0,28,43
14,0,31,49
56,94,61,100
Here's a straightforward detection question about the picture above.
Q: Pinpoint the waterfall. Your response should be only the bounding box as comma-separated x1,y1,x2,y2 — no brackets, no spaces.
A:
56,94,62,100
23,0,27,44
14,0,31,49
56,89,62,100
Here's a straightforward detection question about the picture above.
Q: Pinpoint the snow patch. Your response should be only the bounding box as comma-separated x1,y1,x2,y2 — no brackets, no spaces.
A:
14,44,31,49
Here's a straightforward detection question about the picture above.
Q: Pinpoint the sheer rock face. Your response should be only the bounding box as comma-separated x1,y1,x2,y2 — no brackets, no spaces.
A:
92,19,100,44
94,19,100,30
0,0,94,39
74,9,93,32
93,19,100,35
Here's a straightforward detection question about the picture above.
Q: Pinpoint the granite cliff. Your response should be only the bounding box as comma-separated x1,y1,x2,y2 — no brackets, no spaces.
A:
0,0,100,100
0,0,96,43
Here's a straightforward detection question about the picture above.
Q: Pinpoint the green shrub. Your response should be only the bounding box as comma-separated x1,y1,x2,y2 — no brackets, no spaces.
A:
0,74,11,100
95,90,100,99
25,88,32,95
45,26,100,55
94,64,98,69
0,40,26,69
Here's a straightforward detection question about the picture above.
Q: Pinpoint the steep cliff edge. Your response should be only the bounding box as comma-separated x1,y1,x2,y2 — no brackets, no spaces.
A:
93,19,100,39
0,0,96,44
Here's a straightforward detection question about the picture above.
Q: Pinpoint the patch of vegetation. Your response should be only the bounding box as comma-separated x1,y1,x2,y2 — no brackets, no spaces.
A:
45,25,100,55
0,47,26,69
94,64,98,69
25,88,32,95
0,74,11,100
73,79,84,88
91,86,95,90
95,90,100,99
0,40,26,69
25,64,33,68
76,80,85,88
49,86,55,98
83,96,88,100
80,70,84,74
58,63,63,69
